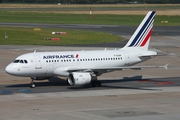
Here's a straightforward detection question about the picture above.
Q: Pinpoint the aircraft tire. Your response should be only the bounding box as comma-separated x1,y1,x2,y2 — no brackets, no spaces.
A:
30,83,36,88
92,81,101,87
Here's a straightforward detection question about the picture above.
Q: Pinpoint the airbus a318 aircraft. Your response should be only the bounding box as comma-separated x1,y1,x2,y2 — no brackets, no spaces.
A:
5,11,168,88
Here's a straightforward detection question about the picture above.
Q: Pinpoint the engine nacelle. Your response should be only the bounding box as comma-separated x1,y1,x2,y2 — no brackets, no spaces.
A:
68,72,92,86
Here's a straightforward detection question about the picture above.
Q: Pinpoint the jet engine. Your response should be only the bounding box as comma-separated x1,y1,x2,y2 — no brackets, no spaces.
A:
68,72,92,86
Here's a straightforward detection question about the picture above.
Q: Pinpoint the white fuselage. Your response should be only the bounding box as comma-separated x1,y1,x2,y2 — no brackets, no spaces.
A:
5,49,156,78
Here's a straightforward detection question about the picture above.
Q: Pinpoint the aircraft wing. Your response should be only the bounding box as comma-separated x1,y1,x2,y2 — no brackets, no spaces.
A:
67,64,168,72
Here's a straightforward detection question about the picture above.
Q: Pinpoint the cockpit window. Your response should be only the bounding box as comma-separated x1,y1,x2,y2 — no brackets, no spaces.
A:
13,59,28,64
24,60,28,63
14,60,20,63
20,60,24,63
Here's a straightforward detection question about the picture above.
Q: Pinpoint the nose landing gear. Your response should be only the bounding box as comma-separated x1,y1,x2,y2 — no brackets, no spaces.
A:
30,77,36,88
30,82,35,88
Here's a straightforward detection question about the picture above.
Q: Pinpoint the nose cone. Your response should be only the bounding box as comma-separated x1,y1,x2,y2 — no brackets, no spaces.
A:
5,63,16,76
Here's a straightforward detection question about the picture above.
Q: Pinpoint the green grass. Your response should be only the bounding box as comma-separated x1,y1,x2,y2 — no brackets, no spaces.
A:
0,27,123,45
0,11,180,26
0,4,179,45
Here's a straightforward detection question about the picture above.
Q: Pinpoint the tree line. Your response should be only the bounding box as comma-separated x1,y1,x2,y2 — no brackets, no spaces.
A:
0,0,180,4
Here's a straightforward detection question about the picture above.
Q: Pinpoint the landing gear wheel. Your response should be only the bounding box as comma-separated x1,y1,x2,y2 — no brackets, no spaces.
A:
96,81,101,87
92,81,101,87
30,83,35,88
30,78,36,88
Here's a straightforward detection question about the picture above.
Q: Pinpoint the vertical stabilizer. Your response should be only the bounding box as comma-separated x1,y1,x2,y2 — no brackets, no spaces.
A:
122,11,156,50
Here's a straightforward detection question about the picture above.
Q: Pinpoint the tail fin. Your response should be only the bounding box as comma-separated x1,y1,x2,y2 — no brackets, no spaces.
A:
122,11,156,50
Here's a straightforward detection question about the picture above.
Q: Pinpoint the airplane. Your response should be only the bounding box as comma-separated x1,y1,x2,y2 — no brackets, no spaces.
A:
5,11,168,88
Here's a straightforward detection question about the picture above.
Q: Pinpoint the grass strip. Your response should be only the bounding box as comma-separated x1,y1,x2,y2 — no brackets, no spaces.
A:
0,27,123,45
0,11,179,26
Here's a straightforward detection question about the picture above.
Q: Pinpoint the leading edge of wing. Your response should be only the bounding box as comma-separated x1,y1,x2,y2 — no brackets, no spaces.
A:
67,64,168,72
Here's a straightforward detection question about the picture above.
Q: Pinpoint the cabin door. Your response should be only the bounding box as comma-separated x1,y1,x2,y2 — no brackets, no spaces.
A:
34,55,42,69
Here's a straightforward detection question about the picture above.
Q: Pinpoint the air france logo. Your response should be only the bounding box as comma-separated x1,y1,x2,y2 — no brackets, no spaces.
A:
43,54,79,59
76,54,79,58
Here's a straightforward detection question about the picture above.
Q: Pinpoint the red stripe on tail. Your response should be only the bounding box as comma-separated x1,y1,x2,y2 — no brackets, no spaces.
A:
140,29,152,46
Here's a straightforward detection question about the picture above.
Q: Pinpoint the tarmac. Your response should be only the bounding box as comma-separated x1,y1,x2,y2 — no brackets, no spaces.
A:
0,24,180,120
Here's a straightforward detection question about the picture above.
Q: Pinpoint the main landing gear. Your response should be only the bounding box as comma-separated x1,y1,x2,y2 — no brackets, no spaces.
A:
91,81,101,87
91,74,101,87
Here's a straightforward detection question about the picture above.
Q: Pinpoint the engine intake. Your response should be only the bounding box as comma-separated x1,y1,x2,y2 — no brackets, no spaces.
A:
68,72,92,86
